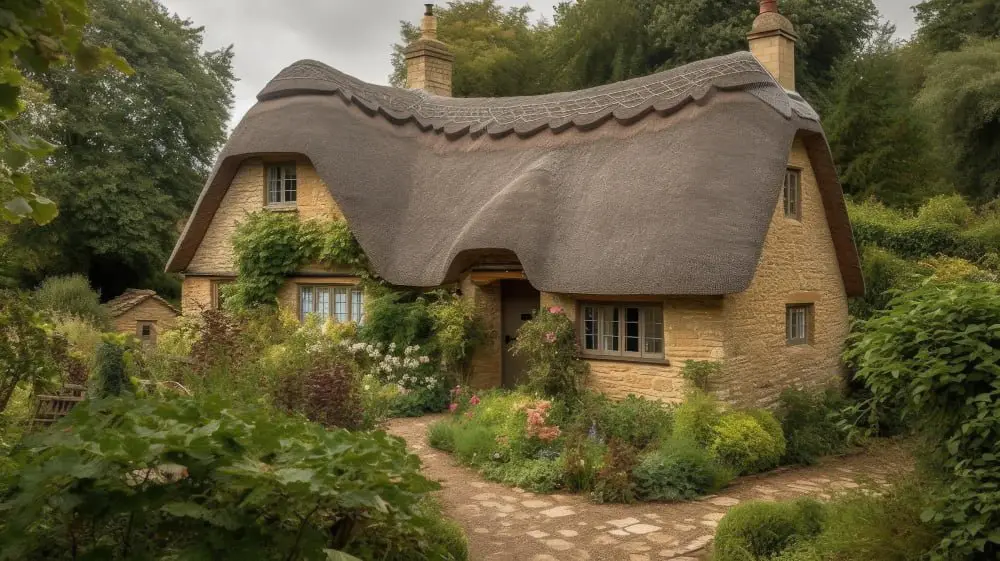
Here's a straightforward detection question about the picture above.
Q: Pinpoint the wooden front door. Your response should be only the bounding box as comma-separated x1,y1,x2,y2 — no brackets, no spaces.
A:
501,280,540,388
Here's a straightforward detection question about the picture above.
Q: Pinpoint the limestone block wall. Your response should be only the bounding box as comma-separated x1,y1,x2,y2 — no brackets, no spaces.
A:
720,138,849,407
112,299,179,335
181,277,214,314
461,275,502,389
187,158,343,275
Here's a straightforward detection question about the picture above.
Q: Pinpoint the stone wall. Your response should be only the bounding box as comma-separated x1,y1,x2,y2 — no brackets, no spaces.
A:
112,299,179,336
181,277,214,314
461,275,502,389
720,137,849,407
187,158,343,275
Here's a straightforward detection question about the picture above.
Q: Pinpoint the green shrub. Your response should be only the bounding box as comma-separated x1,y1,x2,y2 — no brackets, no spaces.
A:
672,390,722,447
32,275,109,328
511,306,589,401
777,389,847,465
389,384,450,417
682,360,721,391
845,281,1000,559
849,200,959,259
274,360,365,429
560,437,606,492
582,393,673,450
0,395,455,560
92,337,135,398
916,194,974,228
428,292,484,380
453,424,498,464
590,439,638,504
483,458,563,493
0,291,65,413
771,479,940,561
633,437,729,501
711,411,785,475
359,289,434,350
428,420,457,452
849,245,928,319
713,499,825,561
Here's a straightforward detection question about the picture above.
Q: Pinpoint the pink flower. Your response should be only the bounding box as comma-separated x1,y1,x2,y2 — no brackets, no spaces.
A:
465,411,474,419
470,395,481,406
548,306,564,314
449,403,458,413
544,332,557,344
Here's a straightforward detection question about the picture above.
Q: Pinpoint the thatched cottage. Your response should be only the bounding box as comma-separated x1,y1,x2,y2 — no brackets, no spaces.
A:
167,1,862,406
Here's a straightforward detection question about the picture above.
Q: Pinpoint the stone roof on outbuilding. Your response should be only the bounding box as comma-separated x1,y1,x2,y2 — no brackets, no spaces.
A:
166,51,863,297
105,289,180,318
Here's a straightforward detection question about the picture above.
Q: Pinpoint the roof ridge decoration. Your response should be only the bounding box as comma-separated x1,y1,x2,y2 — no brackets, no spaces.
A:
257,51,816,139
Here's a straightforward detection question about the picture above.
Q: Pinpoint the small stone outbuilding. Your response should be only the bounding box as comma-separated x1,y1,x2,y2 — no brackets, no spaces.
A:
167,1,863,407
105,289,180,345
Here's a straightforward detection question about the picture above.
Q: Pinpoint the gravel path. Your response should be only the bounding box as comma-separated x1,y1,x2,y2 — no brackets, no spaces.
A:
387,415,911,561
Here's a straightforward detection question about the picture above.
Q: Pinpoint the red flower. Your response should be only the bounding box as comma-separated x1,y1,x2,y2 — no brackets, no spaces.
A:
470,395,481,406
548,306,564,314
449,403,458,413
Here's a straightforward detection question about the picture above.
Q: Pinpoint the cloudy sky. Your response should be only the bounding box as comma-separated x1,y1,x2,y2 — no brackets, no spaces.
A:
158,0,920,127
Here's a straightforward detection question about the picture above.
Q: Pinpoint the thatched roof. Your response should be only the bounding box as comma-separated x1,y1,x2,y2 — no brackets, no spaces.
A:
167,51,862,296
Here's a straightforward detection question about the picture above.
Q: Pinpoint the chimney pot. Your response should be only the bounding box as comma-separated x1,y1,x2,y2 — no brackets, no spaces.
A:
424,3,433,16
759,0,778,14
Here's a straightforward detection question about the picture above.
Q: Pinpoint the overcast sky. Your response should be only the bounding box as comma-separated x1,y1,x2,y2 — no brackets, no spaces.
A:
157,0,920,127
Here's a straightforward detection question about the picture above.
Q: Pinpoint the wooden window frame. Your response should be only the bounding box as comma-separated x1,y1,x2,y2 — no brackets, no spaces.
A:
298,284,365,324
783,168,802,220
578,302,665,362
137,321,156,344
265,163,298,207
786,303,813,345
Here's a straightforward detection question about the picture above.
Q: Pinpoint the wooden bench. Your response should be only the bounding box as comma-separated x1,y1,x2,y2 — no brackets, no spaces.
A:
28,384,87,431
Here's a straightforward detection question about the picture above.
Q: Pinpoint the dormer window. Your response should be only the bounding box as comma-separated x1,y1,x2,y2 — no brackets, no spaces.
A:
266,163,297,206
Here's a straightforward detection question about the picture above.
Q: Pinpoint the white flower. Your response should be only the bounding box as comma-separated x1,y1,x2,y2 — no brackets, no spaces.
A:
418,356,430,364
389,342,397,351
363,385,370,391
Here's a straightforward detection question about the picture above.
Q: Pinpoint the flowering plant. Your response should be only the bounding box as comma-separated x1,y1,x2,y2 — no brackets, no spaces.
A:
341,339,439,392
511,307,589,401
524,400,562,442
448,385,479,415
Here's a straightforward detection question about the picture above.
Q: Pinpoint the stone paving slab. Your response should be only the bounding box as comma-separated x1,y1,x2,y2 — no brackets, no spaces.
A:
388,415,912,561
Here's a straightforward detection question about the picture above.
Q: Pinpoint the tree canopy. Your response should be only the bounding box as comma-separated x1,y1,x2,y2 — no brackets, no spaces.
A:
9,0,234,298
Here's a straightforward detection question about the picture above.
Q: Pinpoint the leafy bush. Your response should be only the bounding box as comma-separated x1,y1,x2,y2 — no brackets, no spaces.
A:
511,306,588,400
275,360,365,429
777,389,847,465
428,292,484,380
772,479,941,561
633,437,729,501
359,289,435,350
711,411,786,475
586,393,674,450
845,281,1000,559
713,499,825,561
590,439,638,504
918,255,996,282
672,390,722,447
0,291,65,413
428,420,457,452
560,436,606,492
849,245,927,319
388,385,450,417
849,200,960,259
483,458,563,493
92,337,136,398
32,274,109,328
682,360,721,392
916,194,974,228
453,423,498,464
0,395,461,561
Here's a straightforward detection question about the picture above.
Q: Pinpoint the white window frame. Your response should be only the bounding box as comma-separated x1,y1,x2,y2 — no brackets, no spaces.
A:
783,168,802,220
580,303,664,360
266,163,297,206
298,285,364,324
786,303,813,345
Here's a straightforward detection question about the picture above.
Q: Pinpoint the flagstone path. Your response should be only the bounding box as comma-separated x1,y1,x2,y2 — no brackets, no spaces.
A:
387,415,911,561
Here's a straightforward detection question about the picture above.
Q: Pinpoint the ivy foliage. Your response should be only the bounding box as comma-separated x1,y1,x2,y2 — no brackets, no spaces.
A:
226,211,368,309
0,394,461,561
845,282,1000,558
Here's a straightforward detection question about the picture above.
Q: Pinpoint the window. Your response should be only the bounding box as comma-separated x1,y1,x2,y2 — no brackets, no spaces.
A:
783,168,801,219
580,303,664,360
266,163,297,206
786,304,813,345
299,285,364,324
137,321,155,344
211,279,233,310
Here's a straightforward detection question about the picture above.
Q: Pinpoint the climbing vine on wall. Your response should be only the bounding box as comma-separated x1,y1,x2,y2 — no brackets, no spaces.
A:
224,211,370,309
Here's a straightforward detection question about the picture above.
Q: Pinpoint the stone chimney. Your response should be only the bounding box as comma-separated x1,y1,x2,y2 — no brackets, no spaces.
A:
404,4,455,96
748,0,798,91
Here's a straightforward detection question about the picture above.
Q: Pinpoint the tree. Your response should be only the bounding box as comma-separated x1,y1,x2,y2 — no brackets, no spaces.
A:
915,0,1000,53
0,0,126,225
390,0,553,96
917,40,1000,202
819,25,945,206
12,0,234,298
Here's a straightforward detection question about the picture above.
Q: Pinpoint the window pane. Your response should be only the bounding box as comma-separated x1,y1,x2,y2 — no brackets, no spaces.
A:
624,307,640,353
786,305,810,343
351,289,364,324
583,306,598,350
299,287,314,321
334,287,348,322
284,165,297,202
784,170,800,218
601,306,619,352
316,288,330,320
643,308,664,355
267,166,282,204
